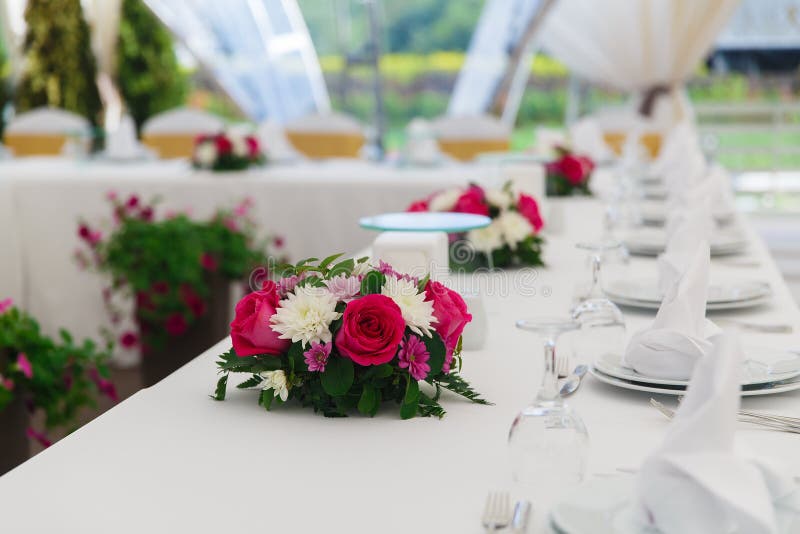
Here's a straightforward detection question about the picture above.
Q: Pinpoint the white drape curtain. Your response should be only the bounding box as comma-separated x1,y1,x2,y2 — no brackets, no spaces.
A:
540,0,741,125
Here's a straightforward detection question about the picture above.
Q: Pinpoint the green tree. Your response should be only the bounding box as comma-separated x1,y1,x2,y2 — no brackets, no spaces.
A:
116,0,187,132
15,0,102,125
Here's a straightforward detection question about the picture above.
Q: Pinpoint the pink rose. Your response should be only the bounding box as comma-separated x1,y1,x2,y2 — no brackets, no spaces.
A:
230,281,290,357
453,185,489,216
517,194,544,232
557,155,587,185
425,281,472,373
335,294,405,366
407,199,429,212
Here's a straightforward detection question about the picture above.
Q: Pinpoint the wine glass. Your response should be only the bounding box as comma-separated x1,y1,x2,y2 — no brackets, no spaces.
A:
571,241,627,368
509,317,590,494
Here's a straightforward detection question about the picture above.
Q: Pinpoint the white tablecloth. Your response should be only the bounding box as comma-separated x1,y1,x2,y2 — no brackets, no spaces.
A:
1,193,798,533
0,158,492,342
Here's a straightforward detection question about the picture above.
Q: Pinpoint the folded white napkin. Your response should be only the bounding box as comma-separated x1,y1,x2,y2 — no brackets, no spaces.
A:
668,163,736,218
658,207,715,293
569,118,613,162
625,241,720,380
635,332,798,534
649,121,698,177
106,115,144,159
663,145,708,198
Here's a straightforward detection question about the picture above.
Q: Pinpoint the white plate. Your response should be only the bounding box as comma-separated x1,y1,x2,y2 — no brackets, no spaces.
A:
639,203,735,226
623,229,747,257
550,476,800,534
607,293,771,312
589,366,800,397
604,278,772,307
358,212,491,233
641,185,668,200
595,351,800,387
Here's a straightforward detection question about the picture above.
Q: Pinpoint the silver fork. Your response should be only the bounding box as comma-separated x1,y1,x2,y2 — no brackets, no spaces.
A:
650,398,800,434
481,491,511,531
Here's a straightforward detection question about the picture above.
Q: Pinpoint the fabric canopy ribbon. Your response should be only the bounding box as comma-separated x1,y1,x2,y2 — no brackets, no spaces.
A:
638,84,673,117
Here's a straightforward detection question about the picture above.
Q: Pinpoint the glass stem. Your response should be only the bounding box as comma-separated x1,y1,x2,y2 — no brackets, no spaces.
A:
536,338,561,404
589,254,603,299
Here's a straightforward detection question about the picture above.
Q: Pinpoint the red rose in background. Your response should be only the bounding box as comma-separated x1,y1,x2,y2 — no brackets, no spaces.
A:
577,155,595,174
407,199,429,212
180,284,207,318
453,185,489,216
215,135,233,155
165,313,188,336
557,155,587,185
424,280,472,373
245,136,260,158
200,253,218,272
517,194,544,232
336,294,405,366
230,280,290,357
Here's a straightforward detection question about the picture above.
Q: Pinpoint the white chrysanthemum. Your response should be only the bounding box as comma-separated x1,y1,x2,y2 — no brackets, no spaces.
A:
270,285,341,346
381,276,437,337
485,188,513,209
195,142,217,168
498,210,534,249
428,188,461,212
260,370,289,401
230,134,249,157
467,221,504,254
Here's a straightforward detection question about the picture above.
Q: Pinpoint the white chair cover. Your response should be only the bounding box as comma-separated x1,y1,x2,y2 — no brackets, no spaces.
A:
6,108,91,135
141,107,224,135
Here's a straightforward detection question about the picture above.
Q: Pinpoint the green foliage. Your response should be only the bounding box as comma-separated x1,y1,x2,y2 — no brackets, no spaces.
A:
79,195,274,348
211,256,488,419
0,306,112,433
116,0,188,132
15,0,102,125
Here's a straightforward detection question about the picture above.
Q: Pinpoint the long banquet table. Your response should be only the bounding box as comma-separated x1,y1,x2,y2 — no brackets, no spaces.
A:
0,158,495,344
1,189,798,533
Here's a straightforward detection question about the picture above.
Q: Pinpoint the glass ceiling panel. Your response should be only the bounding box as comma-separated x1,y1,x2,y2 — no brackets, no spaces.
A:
144,0,329,123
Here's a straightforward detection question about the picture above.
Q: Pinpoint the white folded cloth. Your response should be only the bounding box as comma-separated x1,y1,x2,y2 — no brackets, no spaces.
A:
105,115,148,160
569,118,613,162
658,207,715,293
663,144,708,198
635,332,798,534
625,241,720,380
649,121,698,177
668,163,736,219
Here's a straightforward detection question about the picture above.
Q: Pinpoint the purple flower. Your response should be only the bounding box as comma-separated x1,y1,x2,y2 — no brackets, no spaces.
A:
0,298,13,314
376,260,419,284
398,335,431,381
304,341,332,372
324,274,360,302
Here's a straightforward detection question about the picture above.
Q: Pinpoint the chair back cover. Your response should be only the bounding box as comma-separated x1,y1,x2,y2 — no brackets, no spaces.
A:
4,108,91,156
431,114,511,161
141,107,225,159
284,112,365,159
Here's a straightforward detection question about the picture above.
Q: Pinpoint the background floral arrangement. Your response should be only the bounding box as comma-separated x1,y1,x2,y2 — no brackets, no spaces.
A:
545,146,594,196
76,194,283,353
192,131,265,171
212,255,489,419
0,299,114,447
407,181,545,269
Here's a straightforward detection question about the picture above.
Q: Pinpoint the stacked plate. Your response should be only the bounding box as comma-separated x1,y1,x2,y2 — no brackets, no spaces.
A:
590,351,800,397
604,278,772,311
639,202,736,227
549,476,800,533
623,228,747,256
640,185,669,200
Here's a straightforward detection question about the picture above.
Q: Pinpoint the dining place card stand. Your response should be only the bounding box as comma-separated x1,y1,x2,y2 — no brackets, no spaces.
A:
0,349,29,476
138,275,232,387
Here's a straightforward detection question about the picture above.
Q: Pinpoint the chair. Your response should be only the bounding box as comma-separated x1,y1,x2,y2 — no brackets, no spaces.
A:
4,108,91,156
284,112,365,159
141,107,225,159
431,114,511,161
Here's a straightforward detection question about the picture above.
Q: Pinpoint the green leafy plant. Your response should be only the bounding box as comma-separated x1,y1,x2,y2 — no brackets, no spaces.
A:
0,301,113,445
15,0,102,126
212,256,490,419
76,194,284,350
116,0,187,132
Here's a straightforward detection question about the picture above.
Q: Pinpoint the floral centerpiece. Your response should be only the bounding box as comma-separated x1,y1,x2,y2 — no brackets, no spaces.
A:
545,146,594,196
192,131,264,171
76,193,283,383
407,181,545,269
212,255,489,419
0,299,114,454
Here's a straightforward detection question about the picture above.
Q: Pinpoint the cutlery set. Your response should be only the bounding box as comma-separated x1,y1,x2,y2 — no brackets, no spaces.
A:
481,492,531,532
